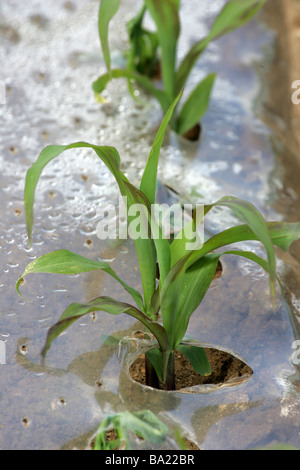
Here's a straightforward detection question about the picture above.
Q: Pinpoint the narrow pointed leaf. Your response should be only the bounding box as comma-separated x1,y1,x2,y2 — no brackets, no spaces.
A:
208,0,267,40
204,196,277,303
141,90,183,205
176,73,216,136
170,206,205,267
176,0,266,91
140,91,183,287
92,69,170,112
24,141,157,313
119,411,168,446
98,0,120,71
185,221,300,269
172,254,221,348
41,297,169,362
16,249,144,311
219,249,284,299
161,253,220,348
25,142,123,246
145,0,180,102
176,344,211,376
126,4,160,79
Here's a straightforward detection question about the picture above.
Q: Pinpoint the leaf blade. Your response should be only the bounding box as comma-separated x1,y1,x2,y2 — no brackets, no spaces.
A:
176,344,211,376
145,0,180,102
176,73,216,135
176,0,266,91
161,253,220,348
41,296,169,362
140,90,183,205
98,0,121,71
16,249,144,311
205,196,277,303
92,68,170,112
24,142,157,313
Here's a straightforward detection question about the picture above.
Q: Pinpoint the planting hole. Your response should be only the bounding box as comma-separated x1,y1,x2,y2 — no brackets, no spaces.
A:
182,123,202,141
129,348,252,391
214,260,223,279
22,417,29,428
95,380,102,389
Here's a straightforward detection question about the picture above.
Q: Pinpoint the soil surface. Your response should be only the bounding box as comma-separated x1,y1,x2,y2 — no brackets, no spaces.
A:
129,348,252,391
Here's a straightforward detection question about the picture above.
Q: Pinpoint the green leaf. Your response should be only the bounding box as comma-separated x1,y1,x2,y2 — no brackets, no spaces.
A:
24,142,158,313
98,0,120,71
184,221,300,270
183,220,300,271
145,0,180,102
161,253,221,348
176,344,211,376
123,410,168,445
16,249,144,311
126,4,160,79
176,73,216,136
208,0,267,39
204,196,277,304
140,90,183,205
93,415,118,450
41,296,169,362
140,91,183,288
167,219,300,341
92,68,170,113
122,181,158,313
170,206,204,267
145,346,173,386
25,142,122,246
145,347,164,382
176,0,266,91
94,411,168,450
166,210,300,349
222,249,268,270
263,221,300,252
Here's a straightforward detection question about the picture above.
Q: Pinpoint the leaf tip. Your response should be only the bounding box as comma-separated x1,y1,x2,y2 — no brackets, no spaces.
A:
16,277,31,302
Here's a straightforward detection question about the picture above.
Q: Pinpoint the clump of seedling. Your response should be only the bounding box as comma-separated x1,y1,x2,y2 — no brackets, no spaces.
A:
17,93,300,390
93,0,267,139
93,410,168,450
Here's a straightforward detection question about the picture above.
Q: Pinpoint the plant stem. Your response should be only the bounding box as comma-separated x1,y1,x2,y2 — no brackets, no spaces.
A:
145,354,160,389
165,351,175,391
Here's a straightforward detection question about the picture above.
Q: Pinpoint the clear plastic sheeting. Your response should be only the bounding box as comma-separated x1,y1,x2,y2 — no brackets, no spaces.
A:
0,0,299,450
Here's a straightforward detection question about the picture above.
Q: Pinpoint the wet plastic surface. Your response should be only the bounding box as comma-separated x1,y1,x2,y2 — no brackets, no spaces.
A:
0,0,299,450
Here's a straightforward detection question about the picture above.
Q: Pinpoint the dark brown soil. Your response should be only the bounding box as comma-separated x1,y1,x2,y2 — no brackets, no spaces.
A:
129,348,252,391
182,123,202,141
214,260,223,279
